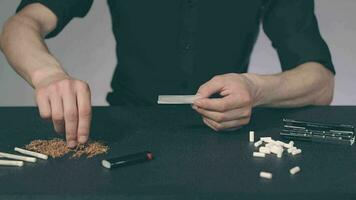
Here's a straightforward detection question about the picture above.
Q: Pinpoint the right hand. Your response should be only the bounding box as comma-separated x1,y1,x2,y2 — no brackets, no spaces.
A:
34,73,92,148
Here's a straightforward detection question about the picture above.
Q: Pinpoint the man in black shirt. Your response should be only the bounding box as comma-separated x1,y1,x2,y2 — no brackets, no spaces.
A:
0,0,335,147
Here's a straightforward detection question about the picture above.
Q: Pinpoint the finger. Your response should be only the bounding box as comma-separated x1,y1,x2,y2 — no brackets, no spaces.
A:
76,84,92,144
194,106,250,123
204,117,249,131
62,90,78,148
50,94,65,134
196,76,225,98
202,117,218,131
36,93,51,120
194,95,242,112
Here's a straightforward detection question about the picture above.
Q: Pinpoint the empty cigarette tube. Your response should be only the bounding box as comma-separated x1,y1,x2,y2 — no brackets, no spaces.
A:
253,152,265,158
260,171,272,179
14,147,48,160
290,166,301,175
0,159,24,167
0,152,36,163
249,131,255,142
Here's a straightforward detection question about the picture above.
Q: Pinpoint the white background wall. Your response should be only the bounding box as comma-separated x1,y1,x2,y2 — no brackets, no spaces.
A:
0,0,355,106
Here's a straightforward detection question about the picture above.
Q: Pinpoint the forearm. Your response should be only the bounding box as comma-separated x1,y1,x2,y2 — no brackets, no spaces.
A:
0,10,66,88
244,62,335,107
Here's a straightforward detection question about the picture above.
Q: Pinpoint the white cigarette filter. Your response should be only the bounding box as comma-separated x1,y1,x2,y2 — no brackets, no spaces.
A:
253,152,265,158
291,149,302,156
260,171,273,179
157,95,201,104
259,147,271,154
284,141,294,149
277,152,283,158
14,147,48,160
270,145,283,155
276,141,286,147
287,147,297,153
290,166,301,175
249,131,255,142
254,140,263,147
265,143,275,148
0,159,24,167
260,137,272,143
0,152,36,163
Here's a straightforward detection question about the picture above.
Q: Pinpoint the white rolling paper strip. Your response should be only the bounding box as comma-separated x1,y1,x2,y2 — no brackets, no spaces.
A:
0,159,24,167
0,152,36,163
157,95,201,104
14,147,48,160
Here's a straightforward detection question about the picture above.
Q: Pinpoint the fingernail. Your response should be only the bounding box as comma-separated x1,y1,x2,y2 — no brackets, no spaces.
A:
67,141,77,148
78,136,87,144
192,105,198,110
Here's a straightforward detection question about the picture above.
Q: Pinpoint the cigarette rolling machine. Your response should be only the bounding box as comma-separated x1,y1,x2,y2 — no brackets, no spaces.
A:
280,118,355,145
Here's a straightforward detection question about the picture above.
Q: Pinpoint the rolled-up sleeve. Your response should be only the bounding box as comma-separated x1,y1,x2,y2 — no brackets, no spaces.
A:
262,0,335,74
16,0,93,38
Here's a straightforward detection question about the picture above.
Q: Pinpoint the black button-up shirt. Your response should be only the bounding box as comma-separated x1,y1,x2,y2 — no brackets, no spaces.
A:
17,0,335,105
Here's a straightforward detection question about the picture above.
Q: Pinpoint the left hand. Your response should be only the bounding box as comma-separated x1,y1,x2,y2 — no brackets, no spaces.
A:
192,73,257,131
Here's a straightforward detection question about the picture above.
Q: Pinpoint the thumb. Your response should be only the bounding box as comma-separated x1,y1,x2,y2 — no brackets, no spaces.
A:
196,76,225,98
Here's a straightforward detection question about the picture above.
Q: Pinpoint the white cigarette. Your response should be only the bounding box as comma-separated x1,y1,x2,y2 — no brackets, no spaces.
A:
14,147,48,160
0,159,24,167
0,152,36,163
157,95,202,104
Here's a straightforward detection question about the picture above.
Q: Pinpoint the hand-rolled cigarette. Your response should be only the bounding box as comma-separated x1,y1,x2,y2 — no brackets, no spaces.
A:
0,152,36,163
0,159,24,167
14,147,48,160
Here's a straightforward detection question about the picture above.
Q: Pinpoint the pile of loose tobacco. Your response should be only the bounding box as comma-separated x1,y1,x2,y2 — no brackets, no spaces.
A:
25,138,109,159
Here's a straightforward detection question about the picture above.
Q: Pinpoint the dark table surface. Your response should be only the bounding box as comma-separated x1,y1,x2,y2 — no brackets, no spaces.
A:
0,106,355,200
